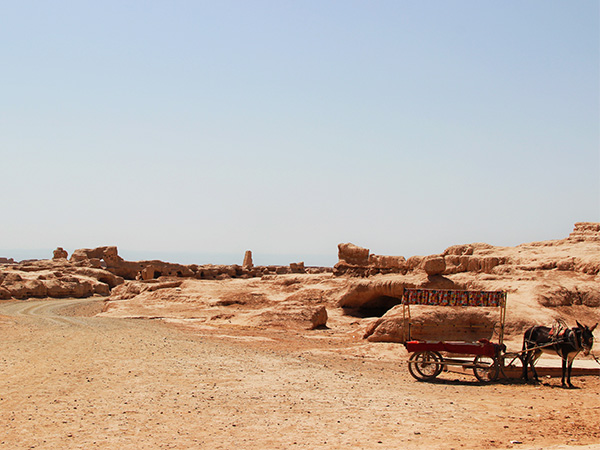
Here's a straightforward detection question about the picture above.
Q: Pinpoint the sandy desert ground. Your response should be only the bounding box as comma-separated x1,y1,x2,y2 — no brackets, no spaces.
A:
1,297,599,450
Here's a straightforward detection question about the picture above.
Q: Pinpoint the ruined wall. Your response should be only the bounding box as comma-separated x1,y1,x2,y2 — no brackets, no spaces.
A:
0,246,331,300
568,222,600,242
334,222,600,278
334,242,504,277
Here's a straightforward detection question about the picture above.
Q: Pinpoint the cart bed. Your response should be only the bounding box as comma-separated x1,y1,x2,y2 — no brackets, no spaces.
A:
404,339,501,358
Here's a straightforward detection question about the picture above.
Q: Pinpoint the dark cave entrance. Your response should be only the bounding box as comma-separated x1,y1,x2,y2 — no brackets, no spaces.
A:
344,295,403,318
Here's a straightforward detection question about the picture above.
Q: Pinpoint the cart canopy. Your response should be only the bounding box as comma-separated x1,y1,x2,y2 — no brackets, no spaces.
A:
403,289,506,307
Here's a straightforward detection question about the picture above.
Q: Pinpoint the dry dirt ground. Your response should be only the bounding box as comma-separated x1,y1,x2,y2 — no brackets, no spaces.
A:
1,298,599,450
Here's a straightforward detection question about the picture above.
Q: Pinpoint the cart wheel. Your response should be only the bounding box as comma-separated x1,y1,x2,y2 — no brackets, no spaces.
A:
473,355,499,382
408,351,443,381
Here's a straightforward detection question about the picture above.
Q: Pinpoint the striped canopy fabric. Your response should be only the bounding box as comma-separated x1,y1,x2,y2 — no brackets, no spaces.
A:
403,289,505,307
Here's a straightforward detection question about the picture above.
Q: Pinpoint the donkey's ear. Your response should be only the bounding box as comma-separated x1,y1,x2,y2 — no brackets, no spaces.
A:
591,323,598,332
576,321,583,329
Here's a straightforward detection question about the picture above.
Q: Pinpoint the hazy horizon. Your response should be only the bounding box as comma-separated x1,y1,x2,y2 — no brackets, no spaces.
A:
0,247,335,267
0,218,585,267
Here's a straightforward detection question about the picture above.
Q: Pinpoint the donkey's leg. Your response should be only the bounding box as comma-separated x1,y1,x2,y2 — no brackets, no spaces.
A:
530,359,539,383
530,350,541,383
521,351,530,381
561,357,568,387
566,357,575,388
521,332,532,382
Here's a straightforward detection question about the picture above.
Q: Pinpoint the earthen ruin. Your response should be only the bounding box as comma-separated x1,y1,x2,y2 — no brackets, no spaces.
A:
1,222,599,337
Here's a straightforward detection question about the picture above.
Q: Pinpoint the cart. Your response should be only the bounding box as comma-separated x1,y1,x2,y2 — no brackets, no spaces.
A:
401,288,514,382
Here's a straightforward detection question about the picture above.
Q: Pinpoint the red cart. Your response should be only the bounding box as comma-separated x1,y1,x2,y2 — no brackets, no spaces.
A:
401,289,508,382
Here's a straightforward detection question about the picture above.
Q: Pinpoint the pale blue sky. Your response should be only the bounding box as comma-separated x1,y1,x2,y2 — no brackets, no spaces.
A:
1,1,598,266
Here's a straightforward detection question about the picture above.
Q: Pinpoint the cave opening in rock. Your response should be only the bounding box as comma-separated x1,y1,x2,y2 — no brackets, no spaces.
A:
345,295,403,318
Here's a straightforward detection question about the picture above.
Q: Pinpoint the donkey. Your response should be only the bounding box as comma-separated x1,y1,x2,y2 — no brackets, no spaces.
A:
521,321,597,388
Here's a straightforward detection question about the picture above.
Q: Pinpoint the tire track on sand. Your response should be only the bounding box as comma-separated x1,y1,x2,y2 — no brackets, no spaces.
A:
0,298,101,327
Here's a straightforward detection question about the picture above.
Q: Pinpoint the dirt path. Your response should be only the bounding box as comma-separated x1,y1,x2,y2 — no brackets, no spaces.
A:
1,298,599,449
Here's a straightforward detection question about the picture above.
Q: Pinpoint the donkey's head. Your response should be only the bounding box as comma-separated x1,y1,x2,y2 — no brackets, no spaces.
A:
576,321,597,356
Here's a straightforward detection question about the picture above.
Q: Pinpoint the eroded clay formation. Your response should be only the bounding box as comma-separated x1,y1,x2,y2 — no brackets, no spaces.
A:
1,222,598,337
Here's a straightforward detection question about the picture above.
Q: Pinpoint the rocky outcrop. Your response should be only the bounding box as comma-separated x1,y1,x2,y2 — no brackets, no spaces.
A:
0,254,125,300
0,286,11,299
568,222,600,242
422,256,446,276
333,242,504,277
2,223,598,342
535,283,600,308
53,247,68,260
331,223,600,343
336,273,462,313
334,244,407,277
0,247,332,300
368,254,406,271
72,267,124,288
334,223,600,278
101,275,336,330
68,246,329,281
443,254,503,275
107,279,184,301
253,303,328,330
70,246,194,280
364,306,498,343
289,262,306,274
338,243,370,266
243,250,253,269
337,279,407,310
92,222,600,339
0,266,117,299
71,246,121,264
